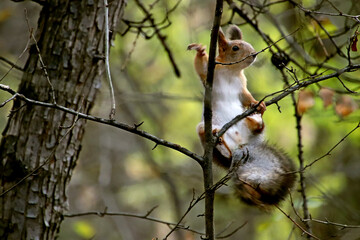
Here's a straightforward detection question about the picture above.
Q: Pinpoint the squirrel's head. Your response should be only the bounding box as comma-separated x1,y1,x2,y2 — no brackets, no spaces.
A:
217,25,256,70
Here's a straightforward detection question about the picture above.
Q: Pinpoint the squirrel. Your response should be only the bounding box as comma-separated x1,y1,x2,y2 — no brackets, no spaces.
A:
188,25,296,210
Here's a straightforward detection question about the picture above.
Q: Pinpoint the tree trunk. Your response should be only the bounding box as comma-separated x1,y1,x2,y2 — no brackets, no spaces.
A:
0,0,124,239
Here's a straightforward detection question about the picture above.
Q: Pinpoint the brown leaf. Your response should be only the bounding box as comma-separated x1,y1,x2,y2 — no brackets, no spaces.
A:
297,90,315,115
335,95,358,118
351,35,358,52
318,88,335,108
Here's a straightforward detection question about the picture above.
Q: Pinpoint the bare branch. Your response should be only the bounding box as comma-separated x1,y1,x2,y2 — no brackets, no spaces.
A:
64,208,204,235
275,205,321,240
216,221,248,239
0,94,18,108
302,121,360,171
121,31,140,71
0,56,24,72
0,84,204,165
288,0,360,23
0,38,30,82
201,1,224,239
164,164,237,239
280,66,312,236
336,76,357,93
24,9,57,104
303,218,360,229
163,190,203,239
104,0,116,120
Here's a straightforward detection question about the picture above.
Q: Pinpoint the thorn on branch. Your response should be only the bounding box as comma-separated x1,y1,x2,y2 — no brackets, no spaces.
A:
336,76,357,93
275,102,282,113
152,143,158,150
98,207,108,217
144,205,158,217
134,121,144,129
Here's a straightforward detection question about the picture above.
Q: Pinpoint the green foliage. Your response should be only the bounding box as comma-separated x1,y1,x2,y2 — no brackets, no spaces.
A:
73,221,96,239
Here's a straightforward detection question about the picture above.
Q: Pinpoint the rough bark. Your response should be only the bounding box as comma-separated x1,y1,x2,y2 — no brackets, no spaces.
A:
0,0,125,239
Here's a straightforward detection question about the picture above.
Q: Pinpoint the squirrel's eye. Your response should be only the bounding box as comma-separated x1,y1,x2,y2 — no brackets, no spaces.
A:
232,46,240,51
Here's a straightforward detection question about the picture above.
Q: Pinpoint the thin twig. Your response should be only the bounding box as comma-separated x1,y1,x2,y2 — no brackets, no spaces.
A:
163,191,203,239
24,9,57,104
64,208,204,235
295,102,312,237
104,0,116,120
0,39,30,83
282,66,312,237
0,94,18,108
303,218,360,229
275,205,321,240
121,31,140,71
0,56,24,72
336,76,357,93
216,221,248,239
288,189,303,221
302,122,360,171
164,166,235,239
288,0,360,23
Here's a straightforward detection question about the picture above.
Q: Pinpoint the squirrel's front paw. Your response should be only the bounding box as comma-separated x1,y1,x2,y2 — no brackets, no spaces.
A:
187,43,206,55
251,101,266,115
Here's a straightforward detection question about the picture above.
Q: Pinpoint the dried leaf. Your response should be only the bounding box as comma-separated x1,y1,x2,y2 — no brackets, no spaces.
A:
351,34,358,52
335,95,358,118
318,88,335,108
297,90,315,115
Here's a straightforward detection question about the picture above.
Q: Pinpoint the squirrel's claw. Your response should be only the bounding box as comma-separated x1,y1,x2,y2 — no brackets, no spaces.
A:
187,43,206,55
251,101,266,115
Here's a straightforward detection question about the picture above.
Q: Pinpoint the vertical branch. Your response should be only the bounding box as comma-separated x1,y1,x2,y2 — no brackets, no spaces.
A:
104,0,116,120
202,0,223,239
295,115,312,237
280,69,312,236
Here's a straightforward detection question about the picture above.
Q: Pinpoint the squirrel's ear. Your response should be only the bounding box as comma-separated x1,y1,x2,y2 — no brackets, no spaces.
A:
218,28,227,53
227,25,243,40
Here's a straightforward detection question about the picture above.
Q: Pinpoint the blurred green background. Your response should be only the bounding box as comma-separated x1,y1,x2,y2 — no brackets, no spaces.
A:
0,0,359,239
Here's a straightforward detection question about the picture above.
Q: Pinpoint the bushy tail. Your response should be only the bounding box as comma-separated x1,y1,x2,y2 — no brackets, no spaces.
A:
230,143,296,210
